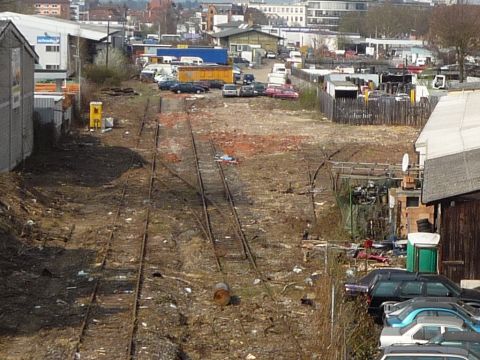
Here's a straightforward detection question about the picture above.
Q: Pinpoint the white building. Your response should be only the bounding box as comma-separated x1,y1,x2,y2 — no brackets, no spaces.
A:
261,25,360,51
307,0,367,30
0,12,118,74
248,2,307,27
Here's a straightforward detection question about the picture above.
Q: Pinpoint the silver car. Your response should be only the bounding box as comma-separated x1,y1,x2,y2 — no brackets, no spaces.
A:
222,84,237,97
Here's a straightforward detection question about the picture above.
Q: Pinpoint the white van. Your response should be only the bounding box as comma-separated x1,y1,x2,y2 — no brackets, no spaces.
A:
272,63,286,74
161,56,177,64
180,56,204,66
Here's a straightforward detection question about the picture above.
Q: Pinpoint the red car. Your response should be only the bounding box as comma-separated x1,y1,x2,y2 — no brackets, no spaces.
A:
272,88,299,100
265,84,283,97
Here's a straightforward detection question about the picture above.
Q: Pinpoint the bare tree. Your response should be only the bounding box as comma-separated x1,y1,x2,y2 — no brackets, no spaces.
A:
430,4,480,82
341,3,431,38
0,0,33,13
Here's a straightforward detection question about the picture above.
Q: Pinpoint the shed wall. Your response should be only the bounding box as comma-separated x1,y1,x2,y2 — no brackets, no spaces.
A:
440,199,480,283
0,25,35,172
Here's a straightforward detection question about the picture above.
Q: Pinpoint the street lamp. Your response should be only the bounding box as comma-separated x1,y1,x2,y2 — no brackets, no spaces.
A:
106,15,111,68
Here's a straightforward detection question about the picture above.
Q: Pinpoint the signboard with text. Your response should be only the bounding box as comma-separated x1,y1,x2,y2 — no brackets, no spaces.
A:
37,36,60,44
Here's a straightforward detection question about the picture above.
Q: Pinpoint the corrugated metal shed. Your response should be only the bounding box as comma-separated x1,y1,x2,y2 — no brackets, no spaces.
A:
0,20,37,172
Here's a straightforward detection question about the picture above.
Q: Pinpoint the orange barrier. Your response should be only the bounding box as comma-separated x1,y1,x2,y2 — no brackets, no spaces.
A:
35,83,80,93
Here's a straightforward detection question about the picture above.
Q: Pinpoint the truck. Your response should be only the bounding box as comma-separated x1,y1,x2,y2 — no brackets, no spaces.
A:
177,65,233,83
140,63,173,82
180,56,203,65
156,48,228,65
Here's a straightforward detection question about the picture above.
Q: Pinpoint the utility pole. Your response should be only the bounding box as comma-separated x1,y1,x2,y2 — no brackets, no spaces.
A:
106,16,111,68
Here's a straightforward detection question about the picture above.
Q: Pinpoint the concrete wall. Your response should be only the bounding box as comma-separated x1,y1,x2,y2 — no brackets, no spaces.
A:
0,26,35,172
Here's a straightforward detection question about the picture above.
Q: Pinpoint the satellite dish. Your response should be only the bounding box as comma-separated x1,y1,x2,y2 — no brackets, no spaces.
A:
402,153,410,173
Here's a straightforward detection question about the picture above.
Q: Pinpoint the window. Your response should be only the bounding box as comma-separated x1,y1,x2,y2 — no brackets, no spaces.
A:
46,45,60,52
300,16,303,21
406,196,419,207
444,326,463,333
412,326,441,340
425,282,450,297
295,7,298,13
399,282,422,296
372,281,401,297
45,64,60,70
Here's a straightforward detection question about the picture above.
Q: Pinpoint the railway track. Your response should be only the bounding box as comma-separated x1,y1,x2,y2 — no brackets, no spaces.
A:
141,97,306,359
71,98,160,360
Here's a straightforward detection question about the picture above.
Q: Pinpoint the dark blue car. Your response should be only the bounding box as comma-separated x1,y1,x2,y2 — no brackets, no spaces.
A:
158,80,178,90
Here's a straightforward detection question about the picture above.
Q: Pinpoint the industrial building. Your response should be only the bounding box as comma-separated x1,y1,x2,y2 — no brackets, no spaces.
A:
0,21,38,172
0,12,120,75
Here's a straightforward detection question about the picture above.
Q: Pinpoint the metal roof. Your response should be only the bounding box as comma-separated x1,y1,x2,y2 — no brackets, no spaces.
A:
0,12,119,41
416,92,480,202
211,27,283,39
416,92,480,160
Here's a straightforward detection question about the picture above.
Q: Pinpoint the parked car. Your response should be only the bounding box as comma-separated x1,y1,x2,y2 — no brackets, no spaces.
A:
272,88,299,100
380,316,473,348
206,80,225,89
428,331,480,354
170,83,207,94
378,345,480,360
239,85,255,97
265,84,285,97
222,84,238,97
252,82,266,96
384,300,480,330
266,51,277,59
243,74,255,85
233,57,250,67
367,272,480,320
193,81,211,90
157,80,178,90
344,268,408,298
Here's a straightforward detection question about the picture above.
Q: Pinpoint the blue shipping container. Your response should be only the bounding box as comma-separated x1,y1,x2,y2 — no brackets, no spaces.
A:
156,48,228,65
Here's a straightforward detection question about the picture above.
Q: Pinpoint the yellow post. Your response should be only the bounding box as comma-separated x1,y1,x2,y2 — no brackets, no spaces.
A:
89,101,103,129
410,88,416,104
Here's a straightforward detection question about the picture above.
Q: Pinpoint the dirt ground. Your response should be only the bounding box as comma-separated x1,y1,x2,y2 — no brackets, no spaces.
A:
0,63,420,359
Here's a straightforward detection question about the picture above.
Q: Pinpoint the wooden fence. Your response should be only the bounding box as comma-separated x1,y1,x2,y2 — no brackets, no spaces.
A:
317,90,437,127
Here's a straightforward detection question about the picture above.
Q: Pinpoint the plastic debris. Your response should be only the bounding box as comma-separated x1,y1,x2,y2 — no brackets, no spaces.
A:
77,270,88,276
26,219,35,226
101,128,112,133
184,287,192,294
246,354,256,360
142,322,147,327
253,278,261,285
214,154,238,164
292,265,303,274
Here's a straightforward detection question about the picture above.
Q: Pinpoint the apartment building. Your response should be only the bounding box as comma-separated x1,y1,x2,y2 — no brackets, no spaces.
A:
34,0,71,20
247,2,307,27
